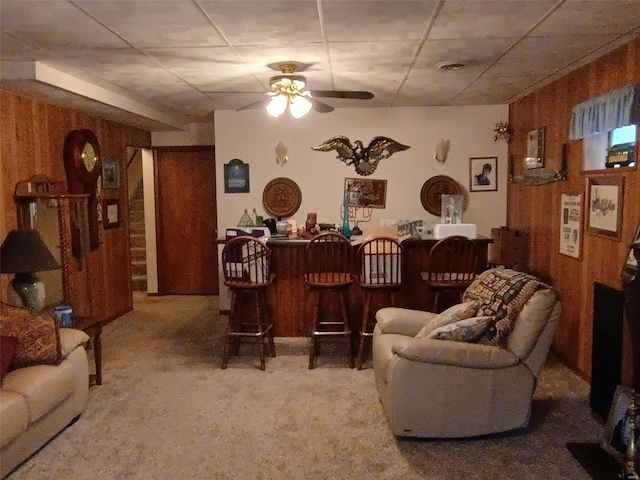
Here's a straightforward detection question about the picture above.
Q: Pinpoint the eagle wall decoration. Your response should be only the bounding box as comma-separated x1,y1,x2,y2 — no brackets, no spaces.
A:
311,136,410,176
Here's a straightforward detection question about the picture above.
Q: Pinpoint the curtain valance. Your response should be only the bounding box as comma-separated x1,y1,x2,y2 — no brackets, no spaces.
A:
569,83,640,140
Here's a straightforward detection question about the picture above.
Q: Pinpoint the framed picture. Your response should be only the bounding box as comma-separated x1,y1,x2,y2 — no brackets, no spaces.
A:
559,193,582,259
526,127,546,169
102,158,120,189
344,178,387,208
601,385,639,462
469,157,497,192
224,158,249,193
621,221,640,284
103,199,120,229
441,194,463,224
586,176,624,241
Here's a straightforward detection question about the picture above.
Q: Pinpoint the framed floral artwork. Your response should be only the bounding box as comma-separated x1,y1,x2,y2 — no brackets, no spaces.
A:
586,176,624,241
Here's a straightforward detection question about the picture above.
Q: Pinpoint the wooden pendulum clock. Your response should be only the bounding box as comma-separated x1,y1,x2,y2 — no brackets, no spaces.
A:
63,129,102,250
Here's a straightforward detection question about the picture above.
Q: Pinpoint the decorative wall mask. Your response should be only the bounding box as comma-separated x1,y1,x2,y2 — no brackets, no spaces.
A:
434,139,451,164
311,135,410,176
275,141,288,166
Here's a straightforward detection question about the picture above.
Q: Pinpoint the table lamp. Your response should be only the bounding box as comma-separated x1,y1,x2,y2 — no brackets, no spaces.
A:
0,229,60,312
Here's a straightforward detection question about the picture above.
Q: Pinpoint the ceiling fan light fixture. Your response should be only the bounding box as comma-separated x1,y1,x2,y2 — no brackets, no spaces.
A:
266,94,288,118
289,95,312,119
269,74,307,92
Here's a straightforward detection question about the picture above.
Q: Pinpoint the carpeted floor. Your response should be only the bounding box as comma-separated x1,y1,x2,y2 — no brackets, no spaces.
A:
9,293,608,479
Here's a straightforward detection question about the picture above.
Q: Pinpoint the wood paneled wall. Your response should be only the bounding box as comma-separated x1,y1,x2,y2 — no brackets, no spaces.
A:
508,36,640,383
1,91,151,323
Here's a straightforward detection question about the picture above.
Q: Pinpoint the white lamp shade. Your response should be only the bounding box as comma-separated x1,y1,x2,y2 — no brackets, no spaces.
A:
266,95,288,117
290,96,312,118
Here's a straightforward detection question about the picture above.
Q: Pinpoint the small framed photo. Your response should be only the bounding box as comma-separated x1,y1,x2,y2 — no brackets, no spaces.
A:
601,385,639,462
621,221,640,284
526,127,545,169
586,176,624,241
224,158,249,193
441,194,463,224
102,158,120,189
469,156,497,192
103,199,120,229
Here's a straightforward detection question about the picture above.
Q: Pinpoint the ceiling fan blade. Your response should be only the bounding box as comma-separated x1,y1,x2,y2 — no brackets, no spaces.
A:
236,98,269,111
310,98,334,113
310,90,374,100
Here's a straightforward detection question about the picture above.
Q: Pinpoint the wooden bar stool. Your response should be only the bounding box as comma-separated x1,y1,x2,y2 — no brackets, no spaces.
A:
305,232,354,369
421,235,478,313
356,237,403,370
221,236,276,370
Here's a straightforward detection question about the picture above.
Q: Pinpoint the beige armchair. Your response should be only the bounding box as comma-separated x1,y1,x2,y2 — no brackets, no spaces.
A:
372,268,561,438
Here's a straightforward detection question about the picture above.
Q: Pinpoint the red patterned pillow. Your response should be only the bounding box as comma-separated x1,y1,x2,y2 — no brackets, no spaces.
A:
0,303,62,368
1,335,19,385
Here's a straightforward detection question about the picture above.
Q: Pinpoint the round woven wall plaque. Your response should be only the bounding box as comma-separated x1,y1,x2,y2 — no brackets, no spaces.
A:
420,175,463,216
263,177,302,219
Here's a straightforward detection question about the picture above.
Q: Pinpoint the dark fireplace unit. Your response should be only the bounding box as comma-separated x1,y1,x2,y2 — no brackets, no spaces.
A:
590,282,624,421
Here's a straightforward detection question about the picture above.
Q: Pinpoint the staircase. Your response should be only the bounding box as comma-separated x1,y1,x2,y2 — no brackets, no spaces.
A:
129,184,147,291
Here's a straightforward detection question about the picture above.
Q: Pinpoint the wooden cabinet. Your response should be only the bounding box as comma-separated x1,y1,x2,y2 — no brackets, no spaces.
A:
15,175,103,384
14,175,96,322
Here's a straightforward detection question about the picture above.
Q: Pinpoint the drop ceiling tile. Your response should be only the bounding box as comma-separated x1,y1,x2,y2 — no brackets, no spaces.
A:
322,0,439,41
143,47,262,91
489,35,621,78
456,75,540,104
0,0,129,50
199,0,323,45
429,0,557,39
203,92,267,112
75,0,227,48
532,0,640,37
329,41,419,89
231,44,331,88
412,38,515,72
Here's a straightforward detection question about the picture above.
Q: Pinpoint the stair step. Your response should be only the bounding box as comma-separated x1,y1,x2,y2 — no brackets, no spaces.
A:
130,209,145,223
131,276,147,292
130,222,146,235
132,261,147,276
130,234,146,248
131,247,147,261
130,196,144,207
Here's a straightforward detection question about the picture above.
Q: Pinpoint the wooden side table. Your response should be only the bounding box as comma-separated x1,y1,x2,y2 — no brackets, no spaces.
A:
72,319,103,386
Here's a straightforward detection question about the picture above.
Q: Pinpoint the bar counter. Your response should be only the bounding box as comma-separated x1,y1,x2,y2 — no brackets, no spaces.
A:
218,236,492,337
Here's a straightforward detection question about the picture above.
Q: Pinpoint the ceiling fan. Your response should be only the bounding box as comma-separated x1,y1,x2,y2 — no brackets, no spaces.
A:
238,62,374,118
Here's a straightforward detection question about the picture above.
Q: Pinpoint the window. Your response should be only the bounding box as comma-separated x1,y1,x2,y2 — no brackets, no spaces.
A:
583,125,637,171
607,125,636,168
611,125,637,147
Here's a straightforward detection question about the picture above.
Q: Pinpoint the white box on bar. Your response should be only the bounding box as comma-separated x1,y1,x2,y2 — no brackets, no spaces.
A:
434,223,477,239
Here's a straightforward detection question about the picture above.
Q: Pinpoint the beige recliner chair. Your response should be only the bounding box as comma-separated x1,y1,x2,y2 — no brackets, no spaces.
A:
372,268,561,438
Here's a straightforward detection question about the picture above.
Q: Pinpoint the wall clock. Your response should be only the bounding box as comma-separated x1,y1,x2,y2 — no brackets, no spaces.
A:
63,129,102,249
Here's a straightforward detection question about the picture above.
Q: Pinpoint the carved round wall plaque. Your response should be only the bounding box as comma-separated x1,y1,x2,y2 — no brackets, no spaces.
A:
420,175,464,216
263,177,302,219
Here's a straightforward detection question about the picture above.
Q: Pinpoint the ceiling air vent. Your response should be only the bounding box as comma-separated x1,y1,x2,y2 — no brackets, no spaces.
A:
436,61,465,71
